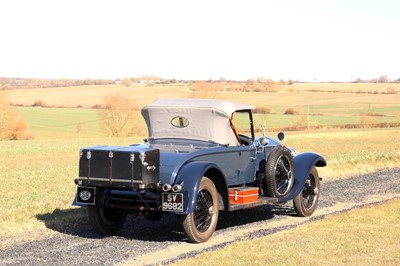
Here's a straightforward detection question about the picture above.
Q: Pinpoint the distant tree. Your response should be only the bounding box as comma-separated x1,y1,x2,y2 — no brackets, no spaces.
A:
377,75,389,83
284,108,299,115
0,77,115,90
97,94,138,137
122,77,132,87
190,81,222,98
354,77,364,83
0,93,29,140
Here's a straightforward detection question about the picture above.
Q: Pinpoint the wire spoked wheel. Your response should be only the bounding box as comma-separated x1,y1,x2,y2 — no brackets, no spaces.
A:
194,189,215,232
293,167,320,217
182,177,219,243
265,146,295,198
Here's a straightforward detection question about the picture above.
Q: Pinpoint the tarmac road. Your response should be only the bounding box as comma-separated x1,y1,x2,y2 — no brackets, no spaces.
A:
0,168,399,266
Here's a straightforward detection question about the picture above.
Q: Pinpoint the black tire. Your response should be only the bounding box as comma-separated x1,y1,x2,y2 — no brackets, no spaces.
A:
88,206,127,236
265,146,295,197
181,177,219,243
293,167,320,217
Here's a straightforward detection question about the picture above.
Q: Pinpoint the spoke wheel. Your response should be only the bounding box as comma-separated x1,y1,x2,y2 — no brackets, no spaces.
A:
265,146,295,197
182,177,219,243
293,167,320,217
88,206,127,236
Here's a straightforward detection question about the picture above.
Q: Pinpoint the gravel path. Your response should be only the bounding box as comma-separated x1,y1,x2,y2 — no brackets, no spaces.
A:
1,168,399,266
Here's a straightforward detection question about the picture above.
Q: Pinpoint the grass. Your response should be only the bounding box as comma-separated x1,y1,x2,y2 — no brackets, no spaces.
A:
6,83,400,115
16,107,103,139
173,198,400,266
14,106,400,140
6,84,190,108
0,128,399,245
284,128,400,180
0,137,141,245
5,82,399,139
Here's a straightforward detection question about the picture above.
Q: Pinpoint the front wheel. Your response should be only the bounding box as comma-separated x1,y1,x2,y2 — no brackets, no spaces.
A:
181,177,219,243
265,146,295,197
293,167,320,217
88,206,127,235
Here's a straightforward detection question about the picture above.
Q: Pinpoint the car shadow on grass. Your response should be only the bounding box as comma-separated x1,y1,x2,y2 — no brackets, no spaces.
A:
36,204,295,243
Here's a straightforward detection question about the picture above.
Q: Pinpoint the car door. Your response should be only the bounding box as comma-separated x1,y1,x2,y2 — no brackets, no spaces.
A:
227,110,257,185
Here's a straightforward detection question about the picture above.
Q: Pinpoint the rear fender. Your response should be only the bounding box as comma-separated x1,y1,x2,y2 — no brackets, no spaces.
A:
174,161,222,214
278,152,326,203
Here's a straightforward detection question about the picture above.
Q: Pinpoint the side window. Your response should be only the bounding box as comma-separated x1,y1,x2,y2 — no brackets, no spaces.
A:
232,111,253,139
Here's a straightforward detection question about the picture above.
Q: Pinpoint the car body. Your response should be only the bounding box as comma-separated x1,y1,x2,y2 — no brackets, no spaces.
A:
73,98,326,243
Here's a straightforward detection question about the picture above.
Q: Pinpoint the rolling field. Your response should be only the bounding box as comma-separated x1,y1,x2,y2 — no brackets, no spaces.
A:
16,107,103,139
1,83,400,261
6,82,400,114
6,82,399,139
15,106,400,140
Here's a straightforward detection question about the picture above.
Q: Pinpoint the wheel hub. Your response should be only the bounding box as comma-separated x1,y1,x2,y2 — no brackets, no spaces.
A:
208,206,215,216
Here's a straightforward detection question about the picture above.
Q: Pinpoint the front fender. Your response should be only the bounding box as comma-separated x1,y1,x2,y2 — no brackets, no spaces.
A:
278,152,326,203
174,161,222,214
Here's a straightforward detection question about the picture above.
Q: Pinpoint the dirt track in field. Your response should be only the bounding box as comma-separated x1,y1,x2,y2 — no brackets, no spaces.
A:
0,168,399,266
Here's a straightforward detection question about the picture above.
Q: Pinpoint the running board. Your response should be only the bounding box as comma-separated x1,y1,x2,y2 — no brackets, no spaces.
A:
229,196,278,211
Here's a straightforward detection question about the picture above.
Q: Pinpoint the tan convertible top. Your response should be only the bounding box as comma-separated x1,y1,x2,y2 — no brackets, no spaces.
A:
141,99,255,146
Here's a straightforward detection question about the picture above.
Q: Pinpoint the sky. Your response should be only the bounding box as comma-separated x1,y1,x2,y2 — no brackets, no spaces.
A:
1,0,399,82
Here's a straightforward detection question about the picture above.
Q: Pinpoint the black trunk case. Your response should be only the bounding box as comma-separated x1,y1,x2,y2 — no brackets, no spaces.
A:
79,145,160,189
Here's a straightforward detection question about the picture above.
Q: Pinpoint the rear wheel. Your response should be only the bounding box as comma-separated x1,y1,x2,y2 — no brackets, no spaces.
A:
181,177,219,243
265,146,295,197
88,206,127,235
293,167,320,217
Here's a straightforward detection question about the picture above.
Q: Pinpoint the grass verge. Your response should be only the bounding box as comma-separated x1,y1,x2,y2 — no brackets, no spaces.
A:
173,198,400,266
0,137,141,247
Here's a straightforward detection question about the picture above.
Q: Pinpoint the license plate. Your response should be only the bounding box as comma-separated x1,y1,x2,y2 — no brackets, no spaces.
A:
162,193,183,212
77,187,95,205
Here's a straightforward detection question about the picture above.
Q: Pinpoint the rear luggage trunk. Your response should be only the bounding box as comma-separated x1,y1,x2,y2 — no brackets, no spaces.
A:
78,145,160,189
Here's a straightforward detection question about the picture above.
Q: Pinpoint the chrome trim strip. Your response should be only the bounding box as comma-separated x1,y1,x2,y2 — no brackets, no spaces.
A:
78,177,143,183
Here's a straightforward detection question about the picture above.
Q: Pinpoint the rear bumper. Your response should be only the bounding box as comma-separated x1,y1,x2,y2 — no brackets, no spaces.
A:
72,186,161,211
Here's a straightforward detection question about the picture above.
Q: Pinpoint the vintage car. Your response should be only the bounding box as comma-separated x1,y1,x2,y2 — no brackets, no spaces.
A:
73,98,326,243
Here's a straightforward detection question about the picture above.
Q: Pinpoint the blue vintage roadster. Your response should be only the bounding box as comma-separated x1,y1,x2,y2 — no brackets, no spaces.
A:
73,99,326,243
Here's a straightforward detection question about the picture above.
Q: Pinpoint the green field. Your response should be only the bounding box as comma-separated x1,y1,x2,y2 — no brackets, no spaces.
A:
5,83,398,139
1,83,400,261
15,107,400,140
16,107,103,139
